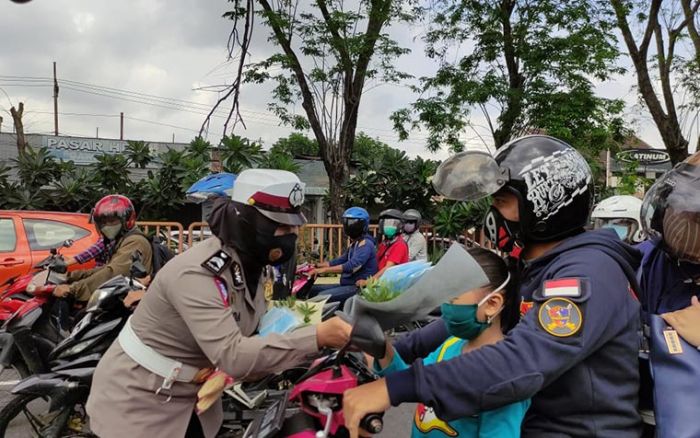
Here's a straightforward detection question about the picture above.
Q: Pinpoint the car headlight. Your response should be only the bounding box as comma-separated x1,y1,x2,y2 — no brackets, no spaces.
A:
86,288,111,311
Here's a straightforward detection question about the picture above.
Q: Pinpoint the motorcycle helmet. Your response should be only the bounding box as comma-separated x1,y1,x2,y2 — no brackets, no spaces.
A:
641,153,700,264
92,195,137,240
432,135,594,249
403,209,422,234
592,195,644,243
379,209,404,239
343,207,370,240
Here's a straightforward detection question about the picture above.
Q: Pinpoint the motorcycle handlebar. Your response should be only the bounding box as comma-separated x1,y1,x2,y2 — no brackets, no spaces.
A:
359,413,383,434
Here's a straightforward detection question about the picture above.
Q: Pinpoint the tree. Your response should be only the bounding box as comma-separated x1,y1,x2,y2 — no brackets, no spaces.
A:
124,140,152,169
610,0,700,164
343,136,438,216
270,132,320,157
433,198,491,239
258,151,301,172
11,146,60,191
9,102,27,156
218,134,264,173
208,0,414,220
392,0,623,152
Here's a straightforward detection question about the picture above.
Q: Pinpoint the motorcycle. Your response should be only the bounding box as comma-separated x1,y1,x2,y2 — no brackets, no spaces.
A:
225,314,386,438
0,256,148,437
0,240,74,322
0,242,75,385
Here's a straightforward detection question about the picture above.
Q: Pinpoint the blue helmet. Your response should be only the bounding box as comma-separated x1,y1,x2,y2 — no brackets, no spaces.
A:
342,207,370,239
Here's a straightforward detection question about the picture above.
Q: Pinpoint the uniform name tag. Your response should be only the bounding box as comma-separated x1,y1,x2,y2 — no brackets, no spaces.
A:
663,329,684,355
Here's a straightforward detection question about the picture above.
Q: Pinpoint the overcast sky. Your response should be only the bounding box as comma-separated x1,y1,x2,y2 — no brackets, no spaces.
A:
0,0,687,160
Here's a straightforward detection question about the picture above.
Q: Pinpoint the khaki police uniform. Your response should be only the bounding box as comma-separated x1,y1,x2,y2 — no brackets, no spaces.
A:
86,237,319,437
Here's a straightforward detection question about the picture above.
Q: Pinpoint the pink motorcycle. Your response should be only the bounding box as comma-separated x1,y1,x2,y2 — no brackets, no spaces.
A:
239,315,385,438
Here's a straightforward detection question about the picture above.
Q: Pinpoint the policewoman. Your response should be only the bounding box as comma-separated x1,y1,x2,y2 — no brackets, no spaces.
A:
343,136,643,437
87,169,351,438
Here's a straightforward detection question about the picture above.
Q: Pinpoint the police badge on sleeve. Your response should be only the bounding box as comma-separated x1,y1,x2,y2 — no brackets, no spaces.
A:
202,250,232,276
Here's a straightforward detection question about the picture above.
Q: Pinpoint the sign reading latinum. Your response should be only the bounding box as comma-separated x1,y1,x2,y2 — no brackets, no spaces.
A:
42,135,177,166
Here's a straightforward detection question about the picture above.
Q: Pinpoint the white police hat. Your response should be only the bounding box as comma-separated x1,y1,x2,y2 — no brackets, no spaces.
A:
232,169,307,226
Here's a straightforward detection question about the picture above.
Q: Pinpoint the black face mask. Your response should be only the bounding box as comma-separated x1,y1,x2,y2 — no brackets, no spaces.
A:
483,206,521,253
254,231,298,266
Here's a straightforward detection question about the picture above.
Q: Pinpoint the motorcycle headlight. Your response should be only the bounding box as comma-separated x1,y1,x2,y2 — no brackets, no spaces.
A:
86,288,111,311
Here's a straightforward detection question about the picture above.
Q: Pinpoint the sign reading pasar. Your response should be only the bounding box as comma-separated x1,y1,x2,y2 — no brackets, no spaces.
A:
43,136,128,164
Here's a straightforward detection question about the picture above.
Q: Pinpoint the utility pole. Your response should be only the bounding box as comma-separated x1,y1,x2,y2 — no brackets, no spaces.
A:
172,133,175,143
53,61,59,136
0,116,3,133
120,112,124,140
96,127,99,138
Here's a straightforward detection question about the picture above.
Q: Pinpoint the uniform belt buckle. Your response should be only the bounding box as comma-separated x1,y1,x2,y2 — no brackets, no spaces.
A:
155,363,182,404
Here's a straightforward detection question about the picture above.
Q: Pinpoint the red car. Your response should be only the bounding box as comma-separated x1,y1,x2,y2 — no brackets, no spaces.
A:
0,211,100,285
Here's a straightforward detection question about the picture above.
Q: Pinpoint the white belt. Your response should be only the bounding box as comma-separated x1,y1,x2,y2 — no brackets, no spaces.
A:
118,317,203,401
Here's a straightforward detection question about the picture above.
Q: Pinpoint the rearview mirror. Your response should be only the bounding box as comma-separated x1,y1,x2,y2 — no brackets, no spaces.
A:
130,260,148,280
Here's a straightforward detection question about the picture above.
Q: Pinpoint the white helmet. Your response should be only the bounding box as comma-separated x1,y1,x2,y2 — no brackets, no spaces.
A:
591,195,644,243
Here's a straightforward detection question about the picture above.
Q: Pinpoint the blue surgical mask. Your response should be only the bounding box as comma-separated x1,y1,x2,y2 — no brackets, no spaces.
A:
603,224,629,240
440,273,510,340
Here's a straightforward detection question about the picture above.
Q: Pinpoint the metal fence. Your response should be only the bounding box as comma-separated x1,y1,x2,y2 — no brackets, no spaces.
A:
138,221,488,261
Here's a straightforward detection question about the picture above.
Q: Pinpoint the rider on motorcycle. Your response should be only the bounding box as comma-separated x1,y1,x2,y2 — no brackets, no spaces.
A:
357,209,409,287
309,206,378,303
403,209,428,261
591,195,644,244
86,169,351,438
343,135,643,438
637,151,700,436
53,195,153,301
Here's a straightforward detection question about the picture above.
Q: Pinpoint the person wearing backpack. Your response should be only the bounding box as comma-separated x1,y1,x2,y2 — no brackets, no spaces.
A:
53,195,153,301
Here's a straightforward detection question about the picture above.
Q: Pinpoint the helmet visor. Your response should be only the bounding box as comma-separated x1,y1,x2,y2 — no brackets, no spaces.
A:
642,162,700,263
432,151,508,201
594,218,638,241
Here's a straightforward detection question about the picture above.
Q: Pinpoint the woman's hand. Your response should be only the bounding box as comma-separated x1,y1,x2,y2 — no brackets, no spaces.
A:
662,296,700,347
343,378,391,438
356,279,368,288
316,316,352,349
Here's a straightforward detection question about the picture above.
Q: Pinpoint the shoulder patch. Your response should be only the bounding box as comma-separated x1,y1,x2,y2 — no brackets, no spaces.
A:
201,250,232,276
538,297,583,337
543,278,581,298
213,277,230,308
231,262,245,289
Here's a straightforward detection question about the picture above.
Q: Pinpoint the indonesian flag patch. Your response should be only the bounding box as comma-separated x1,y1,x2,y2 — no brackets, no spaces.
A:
543,278,581,298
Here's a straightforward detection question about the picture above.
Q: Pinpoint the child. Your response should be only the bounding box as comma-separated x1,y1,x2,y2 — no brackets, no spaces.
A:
374,247,529,437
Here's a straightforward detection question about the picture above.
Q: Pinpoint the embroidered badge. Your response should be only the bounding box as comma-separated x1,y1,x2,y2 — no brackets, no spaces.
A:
289,183,304,207
414,404,458,437
520,298,534,317
538,297,583,337
232,262,245,289
213,277,230,308
202,251,232,276
543,278,581,298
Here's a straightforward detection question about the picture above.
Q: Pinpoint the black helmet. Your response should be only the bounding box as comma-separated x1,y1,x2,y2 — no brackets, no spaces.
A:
433,135,594,243
641,160,700,263
378,208,404,239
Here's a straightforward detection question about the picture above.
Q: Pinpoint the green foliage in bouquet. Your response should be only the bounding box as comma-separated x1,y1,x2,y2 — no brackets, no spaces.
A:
274,296,317,324
359,278,401,303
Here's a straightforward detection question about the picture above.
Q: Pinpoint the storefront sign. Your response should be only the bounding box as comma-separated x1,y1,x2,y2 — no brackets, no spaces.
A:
616,148,671,165
41,135,180,166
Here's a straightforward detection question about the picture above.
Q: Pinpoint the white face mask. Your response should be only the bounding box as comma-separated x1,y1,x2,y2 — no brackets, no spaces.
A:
101,224,122,240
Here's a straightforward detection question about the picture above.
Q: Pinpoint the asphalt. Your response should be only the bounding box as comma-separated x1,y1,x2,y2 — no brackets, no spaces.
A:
378,403,416,437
